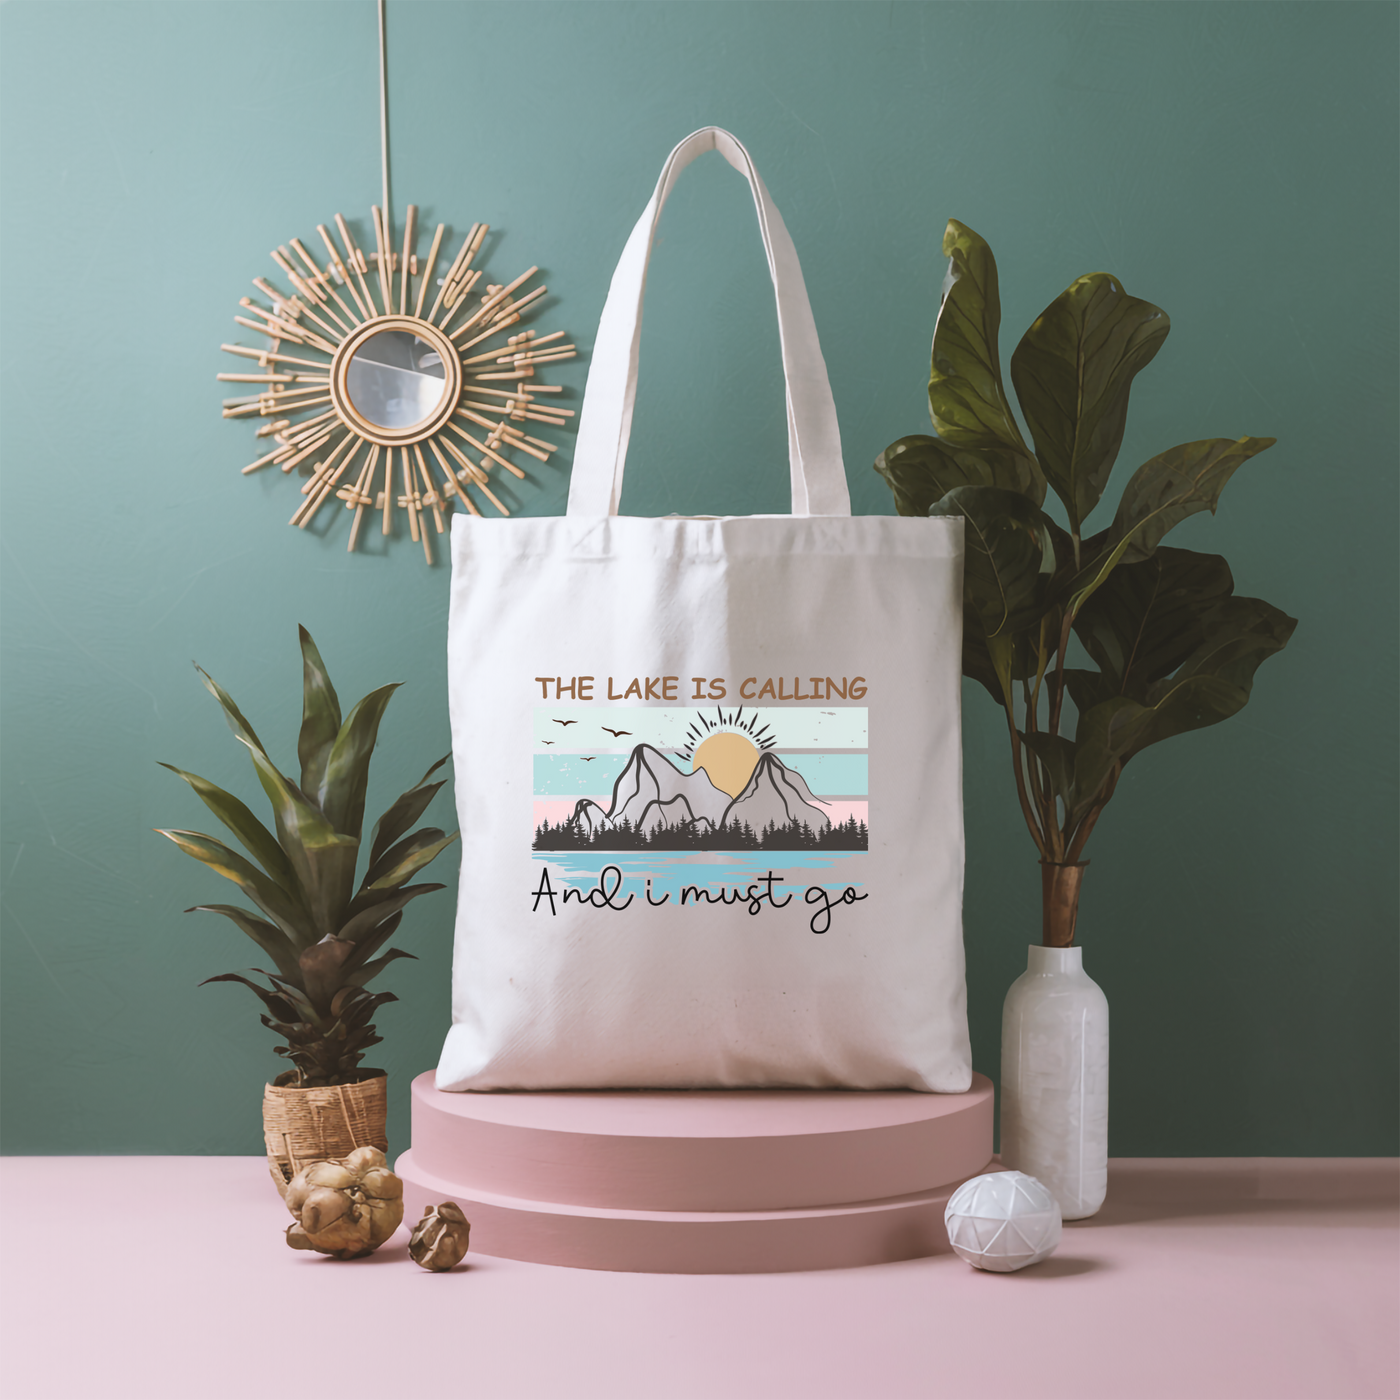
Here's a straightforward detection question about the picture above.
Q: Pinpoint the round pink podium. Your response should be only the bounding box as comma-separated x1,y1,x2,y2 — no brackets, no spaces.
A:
396,1072,994,1273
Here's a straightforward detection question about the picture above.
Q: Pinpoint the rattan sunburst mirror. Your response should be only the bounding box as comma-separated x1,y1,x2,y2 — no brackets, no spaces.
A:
216,4,574,563
219,211,574,562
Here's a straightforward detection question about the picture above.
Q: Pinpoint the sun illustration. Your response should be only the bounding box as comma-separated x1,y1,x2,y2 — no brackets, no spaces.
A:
218,205,576,563
680,709,776,798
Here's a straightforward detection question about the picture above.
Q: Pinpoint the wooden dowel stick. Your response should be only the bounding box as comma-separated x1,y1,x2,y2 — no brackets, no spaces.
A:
487,283,547,323
442,268,484,319
414,223,445,320
234,314,303,345
449,267,539,341
316,226,371,321
439,433,488,484
242,444,290,474
281,409,339,441
453,314,522,355
269,255,349,339
297,241,364,328
294,437,362,527
339,448,377,507
371,206,393,316
445,420,527,478
439,435,512,511
435,226,489,325
398,205,417,316
451,408,550,461
399,451,420,543
298,431,358,493
239,301,337,354
425,436,474,514
221,344,329,369
380,444,394,535
280,428,337,473
426,224,480,324
413,444,447,534
333,214,379,319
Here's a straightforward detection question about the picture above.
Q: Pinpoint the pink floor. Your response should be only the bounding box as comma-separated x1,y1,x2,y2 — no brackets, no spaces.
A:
2,1157,1395,1400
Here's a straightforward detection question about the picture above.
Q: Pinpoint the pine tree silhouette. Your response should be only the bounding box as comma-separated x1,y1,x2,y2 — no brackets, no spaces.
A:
533,806,867,853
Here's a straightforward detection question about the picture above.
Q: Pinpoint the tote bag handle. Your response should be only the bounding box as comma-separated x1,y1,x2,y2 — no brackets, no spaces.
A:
567,127,851,519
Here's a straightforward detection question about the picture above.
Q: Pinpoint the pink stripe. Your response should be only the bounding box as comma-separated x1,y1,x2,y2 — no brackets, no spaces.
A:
533,799,868,828
533,798,605,825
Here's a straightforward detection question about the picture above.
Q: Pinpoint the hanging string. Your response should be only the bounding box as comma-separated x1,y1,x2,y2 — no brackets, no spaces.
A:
378,0,391,238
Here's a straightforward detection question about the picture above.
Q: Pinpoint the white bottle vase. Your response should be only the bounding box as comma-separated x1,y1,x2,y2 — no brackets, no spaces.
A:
999,944,1109,1220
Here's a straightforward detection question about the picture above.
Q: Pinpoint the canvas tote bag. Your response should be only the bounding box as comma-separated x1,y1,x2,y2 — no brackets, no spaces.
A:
437,127,970,1092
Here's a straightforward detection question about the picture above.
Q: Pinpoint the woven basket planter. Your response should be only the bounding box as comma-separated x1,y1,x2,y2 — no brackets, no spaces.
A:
263,1070,389,1198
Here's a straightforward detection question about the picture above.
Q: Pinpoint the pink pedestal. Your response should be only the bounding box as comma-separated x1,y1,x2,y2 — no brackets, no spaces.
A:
395,1071,994,1273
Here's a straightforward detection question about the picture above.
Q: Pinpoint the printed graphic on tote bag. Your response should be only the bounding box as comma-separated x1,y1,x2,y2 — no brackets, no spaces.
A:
530,681,869,933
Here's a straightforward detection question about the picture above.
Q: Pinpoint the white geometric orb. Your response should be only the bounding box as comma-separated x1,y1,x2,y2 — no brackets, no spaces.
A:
944,1170,1062,1272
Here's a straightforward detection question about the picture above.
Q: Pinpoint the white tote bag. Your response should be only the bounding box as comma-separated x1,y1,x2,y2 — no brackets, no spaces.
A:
438,128,969,1093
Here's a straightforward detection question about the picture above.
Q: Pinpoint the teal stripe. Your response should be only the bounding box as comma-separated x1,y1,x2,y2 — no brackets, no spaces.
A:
534,754,627,795
534,751,869,798
777,753,868,796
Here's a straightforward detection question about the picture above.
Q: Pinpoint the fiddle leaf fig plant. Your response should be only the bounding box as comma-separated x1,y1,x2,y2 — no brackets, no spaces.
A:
157,627,458,1084
877,221,1296,944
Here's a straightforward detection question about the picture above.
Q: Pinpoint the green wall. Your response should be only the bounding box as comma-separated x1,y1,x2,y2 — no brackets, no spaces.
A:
2,1,1395,1157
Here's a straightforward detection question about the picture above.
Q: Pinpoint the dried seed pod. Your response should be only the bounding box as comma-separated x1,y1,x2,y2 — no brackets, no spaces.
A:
408,1201,471,1271
283,1145,405,1259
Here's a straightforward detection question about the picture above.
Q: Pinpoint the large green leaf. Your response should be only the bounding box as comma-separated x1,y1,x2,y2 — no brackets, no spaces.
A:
317,684,400,840
1109,436,1276,564
157,828,310,946
202,970,311,1026
158,763,294,890
928,222,1040,479
297,627,343,798
344,947,417,989
364,827,448,889
186,904,302,984
298,935,356,1013
342,911,405,976
195,664,268,757
365,831,459,891
1070,694,1141,812
1064,436,1275,618
1072,548,1235,699
238,739,359,940
1071,595,1296,797
1009,273,1169,534
1149,595,1296,704
930,486,1053,641
874,435,1044,515
367,756,449,872
337,884,443,945
1020,730,1076,808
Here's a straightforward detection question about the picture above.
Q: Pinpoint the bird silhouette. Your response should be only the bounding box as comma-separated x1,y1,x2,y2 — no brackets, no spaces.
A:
553,719,578,726
541,740,555,745
601,726,632,738
579,756,596,762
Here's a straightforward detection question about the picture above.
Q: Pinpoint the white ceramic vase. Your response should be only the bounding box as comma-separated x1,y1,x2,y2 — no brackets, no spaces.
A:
999,944,1109,1220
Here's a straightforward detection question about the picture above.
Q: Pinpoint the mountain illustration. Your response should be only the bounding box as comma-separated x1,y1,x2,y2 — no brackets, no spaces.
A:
573,744,732,836
563,744,833,846
724,751,831,832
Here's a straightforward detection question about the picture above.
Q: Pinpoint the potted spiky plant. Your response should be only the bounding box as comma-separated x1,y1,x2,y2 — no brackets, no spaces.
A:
875,221,1295,1217
158,626,457,1194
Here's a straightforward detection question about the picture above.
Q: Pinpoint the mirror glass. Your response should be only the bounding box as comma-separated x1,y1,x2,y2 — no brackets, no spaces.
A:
344,329,448,430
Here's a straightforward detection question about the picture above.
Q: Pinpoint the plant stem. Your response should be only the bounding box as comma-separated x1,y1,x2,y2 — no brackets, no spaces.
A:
1066,764,1120,863
1004,703,1049,859
1021,677,1062,860
1046,607,1075,742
